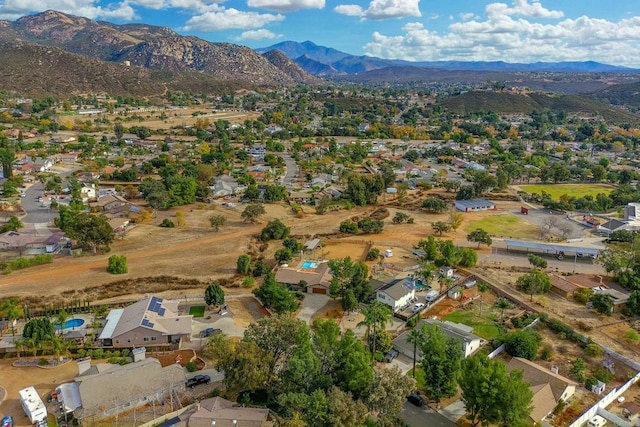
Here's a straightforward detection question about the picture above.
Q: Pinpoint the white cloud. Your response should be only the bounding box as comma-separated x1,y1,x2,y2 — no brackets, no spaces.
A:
128,0,223,11
485,0,563,20
236,28,281,41
363,1,640,67
0,0,137,21
335,0,420,20
246,0,324,13
459,12,475,21
334,4,362,17
182,6,284,31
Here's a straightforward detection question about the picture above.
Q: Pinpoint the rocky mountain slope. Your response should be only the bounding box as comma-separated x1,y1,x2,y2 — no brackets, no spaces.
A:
0,10,318,93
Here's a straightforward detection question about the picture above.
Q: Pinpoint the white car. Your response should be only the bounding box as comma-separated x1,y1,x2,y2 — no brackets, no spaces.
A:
412,303,425,312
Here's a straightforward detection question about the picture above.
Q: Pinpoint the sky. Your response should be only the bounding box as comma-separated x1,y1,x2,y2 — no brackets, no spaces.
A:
1,0,640,67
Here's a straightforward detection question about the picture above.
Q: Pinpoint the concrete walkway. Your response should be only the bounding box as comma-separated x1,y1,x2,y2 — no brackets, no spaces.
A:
440,399,466,424
296,294,329,324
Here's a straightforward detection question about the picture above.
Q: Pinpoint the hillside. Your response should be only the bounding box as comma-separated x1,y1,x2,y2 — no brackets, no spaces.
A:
0,39,245,97
2,10,316,87
441,90,640,124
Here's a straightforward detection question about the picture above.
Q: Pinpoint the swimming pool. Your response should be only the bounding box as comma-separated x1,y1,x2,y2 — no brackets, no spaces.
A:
414,279,431,290
302,261,318,269
55,318,85,330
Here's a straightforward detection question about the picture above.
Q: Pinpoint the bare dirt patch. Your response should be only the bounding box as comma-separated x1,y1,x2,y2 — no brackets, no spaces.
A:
226,297,267,328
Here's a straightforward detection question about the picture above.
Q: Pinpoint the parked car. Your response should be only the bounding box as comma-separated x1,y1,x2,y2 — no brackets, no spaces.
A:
384,349,399,363
199,328,222,338
186,374,211,388
1,416,13,427
412,303,425,313
407,393,425,407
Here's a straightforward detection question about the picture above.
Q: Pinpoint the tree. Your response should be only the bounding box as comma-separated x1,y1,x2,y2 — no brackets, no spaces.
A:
315,197,331,215
243,314,311,394
237,254,251,274
261,219,290,241
494,298,512,323
431,221,451,236
0,298,24,335
107,255,128,274
210,336,271,397
275,248,294,263
527,254,548,269
515,270,551,301
407,327,425,378
419,323,463,404
55,309,69,335
591,293,614,316
204,283,225,306
113,123,125,141
460,355,504,427
242,203,266,223
467,228,492,249
367,367,416,426
253,273,299,314
448,211,464,231
0,215,23,233
357,301,393,361
504,330,540,360
67,213,114,253
357,218,384,234
422,197,448,213
208,214,226,231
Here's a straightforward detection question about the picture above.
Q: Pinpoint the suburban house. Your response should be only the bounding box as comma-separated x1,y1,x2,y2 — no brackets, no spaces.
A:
98,296,192,349
211,174,242,198
592,287,629,313
61,354,186,425
507,357,578,424
454,199,496,212
183,397,272,427
0,231,65,255
274,261,332,294
392,319,483,360
90,194,129,212
550,275,582,298
376,278,416,312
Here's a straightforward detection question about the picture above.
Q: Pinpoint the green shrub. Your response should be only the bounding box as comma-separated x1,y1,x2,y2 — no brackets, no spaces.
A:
160,219,175,227
584,343,604,357
107,255,128,274
594,367,613,383
540,346,553,361
185,361,198,372
77,349,87,358
242,277,255,288
39,358,49,366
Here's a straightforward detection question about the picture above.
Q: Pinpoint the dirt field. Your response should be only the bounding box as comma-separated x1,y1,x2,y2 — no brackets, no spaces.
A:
0,359,78,426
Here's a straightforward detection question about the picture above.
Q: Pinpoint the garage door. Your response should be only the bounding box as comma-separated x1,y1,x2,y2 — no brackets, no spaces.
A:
312,287,327,294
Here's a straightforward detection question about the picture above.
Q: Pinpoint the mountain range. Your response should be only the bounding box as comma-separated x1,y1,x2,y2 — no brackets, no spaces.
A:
257,40,640,76
0,10,639,99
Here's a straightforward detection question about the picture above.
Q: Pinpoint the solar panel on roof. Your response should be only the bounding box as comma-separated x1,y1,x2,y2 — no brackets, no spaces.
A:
141,319,155,328
158,308,165,316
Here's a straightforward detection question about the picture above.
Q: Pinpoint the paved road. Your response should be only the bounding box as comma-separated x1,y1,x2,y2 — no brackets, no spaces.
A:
282,153,299,189
400,401,456,427
21,182,53,224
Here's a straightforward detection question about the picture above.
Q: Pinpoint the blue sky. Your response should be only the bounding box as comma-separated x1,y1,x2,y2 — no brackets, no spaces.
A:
1,0,639,66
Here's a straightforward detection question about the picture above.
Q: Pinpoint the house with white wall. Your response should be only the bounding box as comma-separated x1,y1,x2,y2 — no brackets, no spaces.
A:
376,278,415,312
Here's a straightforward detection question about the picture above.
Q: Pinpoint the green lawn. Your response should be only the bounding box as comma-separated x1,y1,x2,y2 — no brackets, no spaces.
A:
517,183,614,200
188,305,206,318
443,309,501,340
464,214,539,239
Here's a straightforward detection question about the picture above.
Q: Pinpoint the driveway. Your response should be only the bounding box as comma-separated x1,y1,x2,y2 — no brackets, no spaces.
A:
296,294,329,324
400,401,456,427
281,154,299,189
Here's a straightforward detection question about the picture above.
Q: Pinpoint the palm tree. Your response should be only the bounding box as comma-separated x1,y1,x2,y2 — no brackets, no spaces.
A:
494,298,512,323
48,335,68,361
407,327,425,378
56,309,69,335
357,301,393,364
13,337,24,358
0,298,24,336
23,337,37,357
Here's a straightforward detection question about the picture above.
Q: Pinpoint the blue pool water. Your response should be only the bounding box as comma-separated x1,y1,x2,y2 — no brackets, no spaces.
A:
302,261,318,269
55,318,85,330
415,279,431,290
